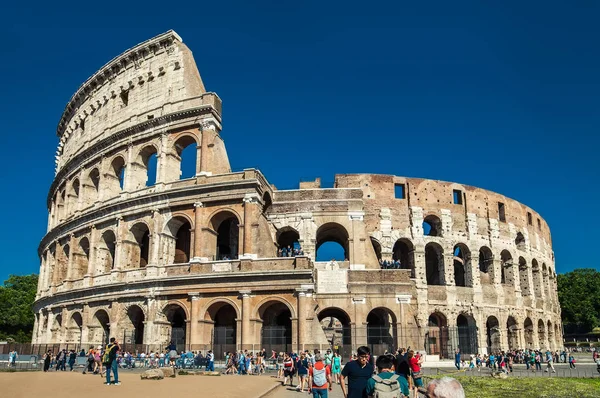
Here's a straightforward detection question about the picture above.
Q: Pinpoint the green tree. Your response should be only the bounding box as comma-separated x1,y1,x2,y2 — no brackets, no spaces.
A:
557,268,600,334
0,274,38,342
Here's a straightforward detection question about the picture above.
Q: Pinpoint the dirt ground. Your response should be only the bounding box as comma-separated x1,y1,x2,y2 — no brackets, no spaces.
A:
1,371,281,398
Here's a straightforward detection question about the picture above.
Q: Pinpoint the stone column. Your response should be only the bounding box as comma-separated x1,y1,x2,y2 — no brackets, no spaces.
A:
66,234,76,281
81,303,90,347
242,194,259,258
191,202,204,261
112,217,124,279
240,291,252,350
46,310,55,343
189,293,200,350
296,289,308,352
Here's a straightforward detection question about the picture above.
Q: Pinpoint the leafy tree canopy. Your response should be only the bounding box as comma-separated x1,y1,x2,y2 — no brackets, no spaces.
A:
0,274,38,342
558,268,600,334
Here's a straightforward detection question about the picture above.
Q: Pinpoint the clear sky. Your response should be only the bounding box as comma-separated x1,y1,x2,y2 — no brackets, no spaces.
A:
0,1,598,283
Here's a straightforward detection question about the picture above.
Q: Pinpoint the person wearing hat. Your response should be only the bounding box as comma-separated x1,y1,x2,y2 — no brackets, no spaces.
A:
308,352,332,397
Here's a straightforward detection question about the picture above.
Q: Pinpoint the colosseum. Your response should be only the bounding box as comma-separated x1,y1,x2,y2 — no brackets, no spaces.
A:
33,30,562,359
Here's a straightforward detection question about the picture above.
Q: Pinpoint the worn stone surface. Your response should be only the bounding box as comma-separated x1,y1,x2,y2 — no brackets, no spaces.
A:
32,30,562,357
141,369,164,380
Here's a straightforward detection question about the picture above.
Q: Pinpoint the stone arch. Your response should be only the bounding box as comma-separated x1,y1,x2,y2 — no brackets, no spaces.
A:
367,307,397,352
518,257,530,296
96,229,116,274
427,312,448,357
318,307,352,355
478,246,494,284
162,302,189,350
547,320,554,350
542,263,550,300
538,319,546,349
209,210,241,260
127,222,151,267
254,296,296,320
507,316,519,350
258,299,294,352
486,316,501,353
276,226,300,254
524,317,534,348
515,232,526,251
425,242,444,285
68,178,80,214
109,155,126,194
532,259,542,299
132,144,159,189
73,236,90,279
316,222,350,261
174,134,198,180
423,214,443,237
371,237,382,261
453,243,471,287
393,238,415,277
500,250,515,286
55,242,70,284
124,305,145,345
164,216,193,264
91,309,110,345
84,168,100,207
203,298,242,321
51,313,63,342
262,192,272,214
457,313,477,355
205,300,238,348
66,312,83,344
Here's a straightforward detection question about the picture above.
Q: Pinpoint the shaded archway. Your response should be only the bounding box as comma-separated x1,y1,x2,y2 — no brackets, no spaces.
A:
427,312,448,357
174,135,198,179
456,314,477,355
165,217,192,264
85,168,100,207
547,320,554,350
164,304,187,352
542,263,550,300
486,316,501,353
66,312,83,345
507,316,519,350
96,230,116,274
206,301,238,356
393,238,415,277
538,319,546,349
126,305,145,345
73,237,90,280
91,309,110,345
371,237,382,261
318,307,352,356
110,156,126,192
478,246,494,284
316,223,349,261
210,212,240,260
500,250,514,286
276,227,300,256
423,215,442,237
51,313,63,342
518,257,531,296
140,145,158,188
425,242,444,285
259,301,292,353
262,192,272,214
128,222,150,267
524,317,534,348
515,232,526,250
453,244,471,287
367,308,397,353
532,259,542,299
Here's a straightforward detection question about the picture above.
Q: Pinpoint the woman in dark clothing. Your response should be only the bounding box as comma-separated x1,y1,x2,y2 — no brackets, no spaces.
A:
43,350,52,372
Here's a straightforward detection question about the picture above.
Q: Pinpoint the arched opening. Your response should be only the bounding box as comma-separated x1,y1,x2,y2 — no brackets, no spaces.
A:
423,215,442,237
92,310,110,345
85,168,100,207
207,302,237,357
126,305,145,346
500,250,514,286
318,308,352,357
260,301,292,353
110,156,126,191
128,223,150,267
66,312,83,344
56,243,70,283
316,223,349,261
73,237,90,279
393,238,415,277
164,304,187,352
456,314,477,355
507,316,519,350
165,217,192,264
532,259,541,299
97,230,116,274
52,313,63,342
542,263,550,300
367,308,397,353
276,227,300,257
478,246,493,284
215,216,239,260
547,320,554,350
89,168,100,192
371,237,382,261
262,192,272,214
59,189,66,220
486,316,501,353
427,312,448,357
425,242,444,285
141,146,158,187
69,179,80,213
524,317,534,348
453,244,471,287
538,319,546,349
518,257,530,296
515,232,526,250
175,136,197,179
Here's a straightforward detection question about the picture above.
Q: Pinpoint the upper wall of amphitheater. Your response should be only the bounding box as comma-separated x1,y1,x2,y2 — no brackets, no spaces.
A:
54,30,214,174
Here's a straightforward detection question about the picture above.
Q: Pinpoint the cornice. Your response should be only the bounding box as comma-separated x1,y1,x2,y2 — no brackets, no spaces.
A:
56,30,182,139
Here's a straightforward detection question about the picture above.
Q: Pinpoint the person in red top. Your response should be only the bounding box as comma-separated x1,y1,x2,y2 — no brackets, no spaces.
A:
408,350,424,389
308,352,332,397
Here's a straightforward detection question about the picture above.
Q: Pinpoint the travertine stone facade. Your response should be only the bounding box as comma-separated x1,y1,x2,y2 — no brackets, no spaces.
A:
34,31,562,357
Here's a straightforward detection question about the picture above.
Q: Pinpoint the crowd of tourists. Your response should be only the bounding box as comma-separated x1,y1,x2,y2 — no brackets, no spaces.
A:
379,258,408,269
277,245,304,257
451,348,578,374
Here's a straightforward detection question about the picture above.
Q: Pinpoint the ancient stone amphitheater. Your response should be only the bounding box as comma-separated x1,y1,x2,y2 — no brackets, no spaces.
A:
33,31,562,358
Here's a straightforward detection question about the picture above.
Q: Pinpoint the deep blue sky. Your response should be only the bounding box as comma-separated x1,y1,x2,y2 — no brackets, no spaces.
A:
0,1,598,283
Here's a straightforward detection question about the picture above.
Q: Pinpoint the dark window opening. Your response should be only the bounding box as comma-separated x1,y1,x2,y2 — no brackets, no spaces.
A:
120,90,129,107
498,202,506,222
394,184,405,199
80,119,85,132
527,212,532,225
537,218,541,231
453,190,463,205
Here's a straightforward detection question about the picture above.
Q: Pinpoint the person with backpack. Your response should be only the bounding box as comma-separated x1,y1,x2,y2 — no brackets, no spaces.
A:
366,354,408,398
103,337,121,385
340,346,374,398
308,353,332,397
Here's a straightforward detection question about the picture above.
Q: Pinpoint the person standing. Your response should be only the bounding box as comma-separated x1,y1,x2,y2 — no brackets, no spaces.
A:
68,350,76,371
104,337,121,385
43,350,52,372
308,353,332,398
331,352,342,384
340,346,374,398
206,350,215,372
8,350,18,367
454,348,461,371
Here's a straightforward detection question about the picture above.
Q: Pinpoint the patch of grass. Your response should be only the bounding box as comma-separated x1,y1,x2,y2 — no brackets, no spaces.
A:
424,376,600,398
